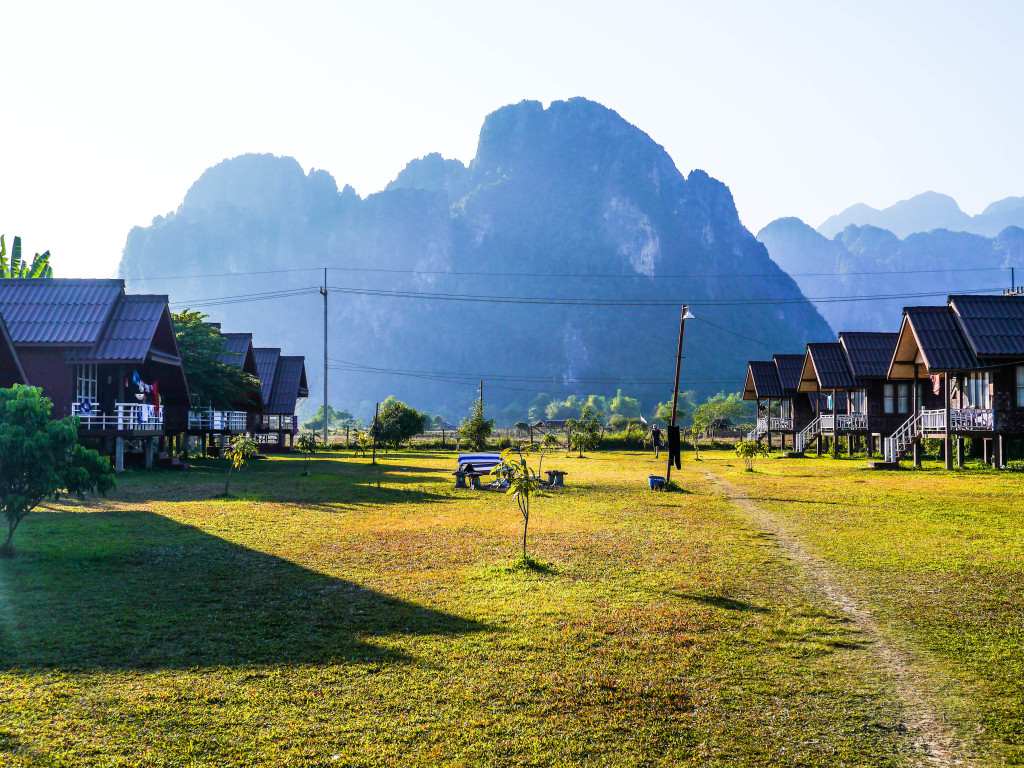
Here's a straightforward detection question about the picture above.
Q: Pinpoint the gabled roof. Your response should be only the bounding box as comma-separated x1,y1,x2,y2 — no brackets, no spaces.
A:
742,361,783,400
0,310,28,387
839,332,900,380
0,278,123,344
267,356,308,415
948,294,1024,358
218,333,257,372
252,347,281,408
773,354,804,397
798,343,859,391
889,306,979,378
66,295,174,363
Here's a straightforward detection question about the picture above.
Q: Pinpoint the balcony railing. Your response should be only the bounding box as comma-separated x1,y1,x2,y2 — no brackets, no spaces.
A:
920,408,994,433
770,416,793,431
188,409,248,432
73,402,163,431
836,413,868,431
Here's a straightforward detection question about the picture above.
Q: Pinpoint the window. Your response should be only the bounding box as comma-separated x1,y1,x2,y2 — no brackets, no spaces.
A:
780,399,791,418
897,383,910,414
917,382,927,410
1017,366,1024,408
883,383,894,414
849,390,865,414
965,372,991,409
74,364,97,406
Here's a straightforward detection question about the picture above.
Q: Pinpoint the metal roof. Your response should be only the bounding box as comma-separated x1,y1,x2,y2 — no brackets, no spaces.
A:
773,354,804,396
66,295,170,363
0,278,123,344
839,332,900,380
804,343,859,390
904,306,980,371
948,294,1024,358
267,355,308,414
252,347,281,408
218,332,253,368
743,361,783,399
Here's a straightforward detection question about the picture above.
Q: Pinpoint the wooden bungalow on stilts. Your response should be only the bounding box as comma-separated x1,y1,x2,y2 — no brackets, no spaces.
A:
879,294,1024,469
742,354,817,454
0,280,190,471
251,347,308,451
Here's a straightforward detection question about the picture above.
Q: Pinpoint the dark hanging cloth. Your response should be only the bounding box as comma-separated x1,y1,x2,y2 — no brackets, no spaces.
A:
668,426,682,469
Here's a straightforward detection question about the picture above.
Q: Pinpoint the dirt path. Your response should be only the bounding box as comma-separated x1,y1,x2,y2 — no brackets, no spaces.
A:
693,468,971,767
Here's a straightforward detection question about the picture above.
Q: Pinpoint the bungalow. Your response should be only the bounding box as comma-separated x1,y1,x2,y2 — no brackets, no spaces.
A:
794,333,901,456
252,347,308,450
742,353,813,450
181,328,264,454
0,279,189,470
883,294,1024,468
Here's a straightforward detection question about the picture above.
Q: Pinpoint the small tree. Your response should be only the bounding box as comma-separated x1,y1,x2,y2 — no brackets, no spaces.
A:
297,433,320,475
514,421,530,436
223,434,258,495
0,386,114,556
566,405,602,458
355,430,372,457
458,396,495,451
491,448,541,561
537,432,560,478
376,396,428,449
689,402,719,461
735,439,771,471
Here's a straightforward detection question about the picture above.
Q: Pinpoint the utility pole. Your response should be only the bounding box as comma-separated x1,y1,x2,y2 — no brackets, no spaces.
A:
666,305,694,483
372,401,379,465
320,268,328,447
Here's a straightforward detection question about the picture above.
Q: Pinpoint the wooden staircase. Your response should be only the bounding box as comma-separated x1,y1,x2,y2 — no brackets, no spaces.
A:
156,452,188,471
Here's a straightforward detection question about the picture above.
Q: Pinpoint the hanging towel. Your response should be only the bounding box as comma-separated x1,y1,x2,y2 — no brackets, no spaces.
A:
931,374,942,396
668,425,682,469
152,381,160,416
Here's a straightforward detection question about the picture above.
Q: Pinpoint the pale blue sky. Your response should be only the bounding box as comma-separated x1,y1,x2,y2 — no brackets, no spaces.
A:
3,0,1022,277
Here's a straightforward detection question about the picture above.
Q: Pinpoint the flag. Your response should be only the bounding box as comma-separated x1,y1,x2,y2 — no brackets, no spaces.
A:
931,374,942,395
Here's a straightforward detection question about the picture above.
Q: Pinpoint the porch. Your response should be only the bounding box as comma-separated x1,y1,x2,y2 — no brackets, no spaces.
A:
188,409,249,433
73,401,163,435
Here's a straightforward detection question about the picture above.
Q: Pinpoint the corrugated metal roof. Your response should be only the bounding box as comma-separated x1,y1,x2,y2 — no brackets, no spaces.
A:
806,343,859,389
839,332,900,380
253,347,281,407
267,356,308,414
0,278,123,344
949,294,1024,357
747,361,783,398
905,306,980,371
66,295,169,363
773,354,804,396
218,333,253,367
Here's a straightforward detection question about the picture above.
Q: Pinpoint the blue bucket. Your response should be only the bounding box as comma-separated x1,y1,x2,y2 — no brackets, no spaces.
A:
648,475,666,490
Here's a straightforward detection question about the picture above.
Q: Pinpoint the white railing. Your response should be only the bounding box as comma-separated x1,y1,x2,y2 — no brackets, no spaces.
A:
836,413,868,431
73,402,163,431
188,409,248,432
884,411,922,464
770,416,793,431
819,413,834,431
882,408,995,464
794,416,821,453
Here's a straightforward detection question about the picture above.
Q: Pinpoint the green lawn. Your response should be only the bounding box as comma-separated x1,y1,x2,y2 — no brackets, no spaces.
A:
2,446,1015,766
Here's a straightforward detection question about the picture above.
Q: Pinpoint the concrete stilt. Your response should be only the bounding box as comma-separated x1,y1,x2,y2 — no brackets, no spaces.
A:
145,437,154,470
913,442,922,468
115,437,124,473
956,437,964,469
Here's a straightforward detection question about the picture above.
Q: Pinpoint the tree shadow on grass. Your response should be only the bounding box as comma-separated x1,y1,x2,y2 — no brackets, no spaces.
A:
0,511,486,671
668,591,770,613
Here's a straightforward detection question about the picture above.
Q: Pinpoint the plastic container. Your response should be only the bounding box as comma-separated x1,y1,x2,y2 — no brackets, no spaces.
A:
648,475,666,490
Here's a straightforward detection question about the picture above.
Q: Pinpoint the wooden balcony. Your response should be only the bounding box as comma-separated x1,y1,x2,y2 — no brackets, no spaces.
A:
73,402,163,434
921,408,994,433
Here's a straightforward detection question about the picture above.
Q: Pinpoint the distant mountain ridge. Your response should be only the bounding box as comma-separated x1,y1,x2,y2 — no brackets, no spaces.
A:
818,191,1024,239
758,217,1024,333
119,98,832,421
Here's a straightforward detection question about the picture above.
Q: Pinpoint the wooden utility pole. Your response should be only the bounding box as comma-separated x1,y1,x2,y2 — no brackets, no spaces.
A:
320,268,328,447
666,305,693,483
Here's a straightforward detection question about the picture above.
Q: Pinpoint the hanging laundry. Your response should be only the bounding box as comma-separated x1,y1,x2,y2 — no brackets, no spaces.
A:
667,425,682,470
152,381,160,416
931,374,942,395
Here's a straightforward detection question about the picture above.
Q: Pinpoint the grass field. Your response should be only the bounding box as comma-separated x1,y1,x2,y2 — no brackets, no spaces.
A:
0,446,1019,766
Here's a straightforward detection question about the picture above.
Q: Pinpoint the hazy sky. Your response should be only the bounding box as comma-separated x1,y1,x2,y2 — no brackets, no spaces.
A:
4,0,1023,278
